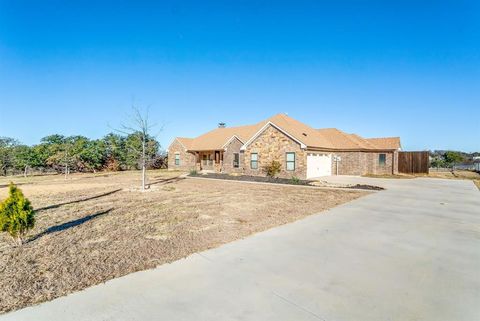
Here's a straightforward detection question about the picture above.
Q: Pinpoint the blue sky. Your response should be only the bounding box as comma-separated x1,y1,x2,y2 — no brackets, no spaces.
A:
0,0,478,152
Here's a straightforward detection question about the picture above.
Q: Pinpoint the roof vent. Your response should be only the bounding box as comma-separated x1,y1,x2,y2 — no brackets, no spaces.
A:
218,122,226,128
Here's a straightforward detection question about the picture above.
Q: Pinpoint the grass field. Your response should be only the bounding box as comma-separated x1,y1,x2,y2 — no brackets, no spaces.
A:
0,170,366,313
428,170,480,189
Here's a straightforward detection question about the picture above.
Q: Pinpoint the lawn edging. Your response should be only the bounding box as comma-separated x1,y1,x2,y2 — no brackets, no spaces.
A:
185,174,384,192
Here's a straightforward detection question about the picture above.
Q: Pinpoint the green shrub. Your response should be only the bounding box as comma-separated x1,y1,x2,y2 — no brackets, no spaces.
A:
264,160,282,177
189,169,198,176
291,176,300,185
0,183,35,245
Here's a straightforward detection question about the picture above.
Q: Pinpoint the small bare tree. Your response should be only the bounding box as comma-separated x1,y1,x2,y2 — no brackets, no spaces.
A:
64,140,71,180
115,106,158,191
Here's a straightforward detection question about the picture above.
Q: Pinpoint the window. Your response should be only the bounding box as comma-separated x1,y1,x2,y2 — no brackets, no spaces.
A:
250,153,258,169
175,153,180,166
233,153,239,168
286,152,295,171
379,154,386,167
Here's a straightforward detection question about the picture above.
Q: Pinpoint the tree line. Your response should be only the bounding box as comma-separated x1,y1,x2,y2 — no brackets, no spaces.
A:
0,132,166,177
429,150,478,169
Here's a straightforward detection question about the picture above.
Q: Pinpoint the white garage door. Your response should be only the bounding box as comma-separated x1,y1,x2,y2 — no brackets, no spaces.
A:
307,153,332,178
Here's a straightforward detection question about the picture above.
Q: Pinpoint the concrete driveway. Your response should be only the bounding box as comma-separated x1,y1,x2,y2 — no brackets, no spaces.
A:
2,177,479,321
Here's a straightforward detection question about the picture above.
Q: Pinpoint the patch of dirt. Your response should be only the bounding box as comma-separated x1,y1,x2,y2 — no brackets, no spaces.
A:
0,170,367,313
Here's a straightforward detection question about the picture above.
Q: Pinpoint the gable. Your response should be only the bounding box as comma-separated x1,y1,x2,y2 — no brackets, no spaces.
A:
241,122,306,151
224,135,244,151
244,123,304,151
167,138,187,153
222,135,245,149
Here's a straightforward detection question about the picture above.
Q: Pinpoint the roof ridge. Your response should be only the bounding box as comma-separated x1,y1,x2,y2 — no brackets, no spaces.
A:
173,114,400,151
266,114,335,149
367,136,400,140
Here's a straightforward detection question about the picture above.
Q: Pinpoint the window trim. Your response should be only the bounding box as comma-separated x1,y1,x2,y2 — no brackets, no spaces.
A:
233,153,239,168
379,153,386,167
286,152,296,171
174,153,180,166
250,153,258,170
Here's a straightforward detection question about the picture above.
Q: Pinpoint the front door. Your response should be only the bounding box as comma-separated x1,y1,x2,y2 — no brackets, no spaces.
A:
201,153,214,170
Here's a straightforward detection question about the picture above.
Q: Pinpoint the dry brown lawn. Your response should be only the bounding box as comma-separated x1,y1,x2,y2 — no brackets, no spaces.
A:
427,170,480,190
0,170,367,313
363,170,480,190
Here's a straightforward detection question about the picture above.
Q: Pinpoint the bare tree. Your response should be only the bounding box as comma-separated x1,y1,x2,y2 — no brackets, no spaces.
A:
64,140,71,180
114,106,158,191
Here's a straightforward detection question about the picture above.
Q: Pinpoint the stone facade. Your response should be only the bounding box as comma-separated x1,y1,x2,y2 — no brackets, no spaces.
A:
167,139,196,171
368,151,396,175
331,151,397,175
243,125,307,179
330,151,366,176
222,137,244,174
392,151,399,175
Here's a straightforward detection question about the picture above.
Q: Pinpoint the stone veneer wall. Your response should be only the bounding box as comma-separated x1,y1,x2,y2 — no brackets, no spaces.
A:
331,151,395,175
222,137,244,174
330,151,367,176
243,125,306,179
167,139,196,171
392,151,399,174
369,152,395,175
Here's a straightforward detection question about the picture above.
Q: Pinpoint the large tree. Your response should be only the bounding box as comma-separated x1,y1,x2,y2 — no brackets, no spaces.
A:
13,145,42,177
444,151,465,166
0,137,18,176
79,139,106,172
41,135,88,177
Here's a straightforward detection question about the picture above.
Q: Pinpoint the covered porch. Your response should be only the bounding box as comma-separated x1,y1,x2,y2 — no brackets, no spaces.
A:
195,150,224,172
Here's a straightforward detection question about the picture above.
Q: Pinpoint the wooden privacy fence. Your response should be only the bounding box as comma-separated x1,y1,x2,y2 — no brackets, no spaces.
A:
398,151,430,174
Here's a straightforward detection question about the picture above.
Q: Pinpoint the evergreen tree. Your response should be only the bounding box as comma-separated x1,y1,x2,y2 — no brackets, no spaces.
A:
0,183,35,245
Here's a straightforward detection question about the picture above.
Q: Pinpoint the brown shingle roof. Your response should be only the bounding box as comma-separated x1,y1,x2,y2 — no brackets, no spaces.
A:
264,114,335,149
175,137,194,149
170,113,400,152
366,137,401,150
314,129,390,150
316,128,364,150
348,133,381,149
188,124,262,151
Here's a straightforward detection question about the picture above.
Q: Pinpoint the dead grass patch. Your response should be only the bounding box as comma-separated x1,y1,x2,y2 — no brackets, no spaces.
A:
0,170,366,313
426,170,480,190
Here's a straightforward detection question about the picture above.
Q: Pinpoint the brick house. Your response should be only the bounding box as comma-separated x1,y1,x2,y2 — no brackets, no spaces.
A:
167,114,401,179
